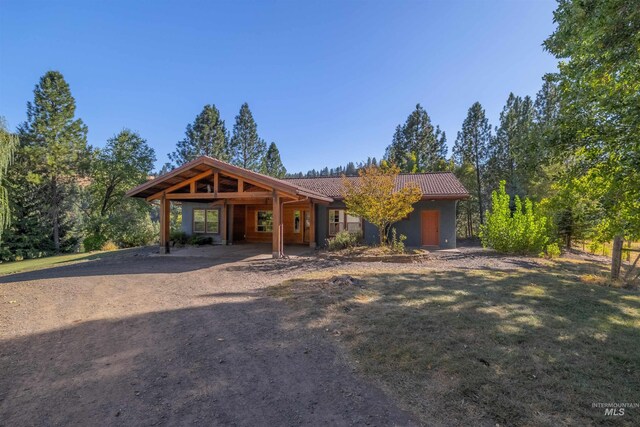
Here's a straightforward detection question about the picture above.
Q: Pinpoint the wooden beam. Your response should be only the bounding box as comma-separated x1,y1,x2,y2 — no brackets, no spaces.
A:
165,191,272,200
159,195,170,254
190,181,196,193
272,192,282,258
238,178,244,193
221,201,227,245
228,204,234,244
213,171,219,195
309,201,316,248
146,169,214,201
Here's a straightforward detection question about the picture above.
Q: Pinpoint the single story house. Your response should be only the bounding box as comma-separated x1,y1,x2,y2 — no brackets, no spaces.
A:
126,156,470,257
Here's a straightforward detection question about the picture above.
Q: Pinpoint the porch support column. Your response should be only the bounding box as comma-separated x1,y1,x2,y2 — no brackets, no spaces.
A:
309,201,316,248
221,200,227,245
228,204,234,245
272,192,282,258
159,194,170,254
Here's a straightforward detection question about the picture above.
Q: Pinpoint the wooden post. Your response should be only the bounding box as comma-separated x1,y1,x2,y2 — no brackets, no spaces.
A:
272,192,281,258
309,201,316,248
221,201,227,245
213,171,219,195
611,235,623,280
159,194,170,254
228,204,234,245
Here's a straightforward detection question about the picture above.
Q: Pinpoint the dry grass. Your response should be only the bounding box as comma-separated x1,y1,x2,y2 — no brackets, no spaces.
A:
270,258,640,426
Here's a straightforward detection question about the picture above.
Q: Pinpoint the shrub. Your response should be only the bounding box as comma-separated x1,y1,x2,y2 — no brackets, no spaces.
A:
480,181,549,254
170,230,189,246
327,230,362,251
545,243,561,258
389,228,407,253
83,234,107,252
188,235,213,246
101,240,119,251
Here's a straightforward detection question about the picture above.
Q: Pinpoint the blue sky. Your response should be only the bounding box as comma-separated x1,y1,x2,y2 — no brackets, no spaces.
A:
0,0,558,173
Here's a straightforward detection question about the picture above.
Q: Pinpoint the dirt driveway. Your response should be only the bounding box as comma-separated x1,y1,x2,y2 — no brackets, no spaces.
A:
0,247,415,426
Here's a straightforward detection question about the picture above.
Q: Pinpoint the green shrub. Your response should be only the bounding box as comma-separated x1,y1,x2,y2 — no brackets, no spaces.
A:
480,181,549,254
389,228,407,253
170,230,189,245
545,243,561,258
188,235,213,246
326,230,362,251
83,234,107,252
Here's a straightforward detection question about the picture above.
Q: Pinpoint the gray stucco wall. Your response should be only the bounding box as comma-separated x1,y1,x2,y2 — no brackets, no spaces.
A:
318,199,458,249
181,202,223,244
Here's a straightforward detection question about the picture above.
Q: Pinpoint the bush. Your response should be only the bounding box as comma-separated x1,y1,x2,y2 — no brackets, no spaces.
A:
326,230,362,251
188,235,213,246
389,228,407,253
545,243,561,258
480,181,549,254
170,230,189,246
83,234,107,252
101,240,119,251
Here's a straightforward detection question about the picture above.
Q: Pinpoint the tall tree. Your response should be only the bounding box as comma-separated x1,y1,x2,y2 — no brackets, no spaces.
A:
261,142,287,178
453,102,491,225
545,0,640,279
385,104,447,172
0,118,17,239
86,129,156,249
18,71,89,252
169,104,229,166
486,93,535,198
229,103,266,171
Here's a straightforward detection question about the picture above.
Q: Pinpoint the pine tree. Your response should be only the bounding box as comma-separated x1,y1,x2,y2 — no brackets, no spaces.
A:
385,104,447,172
17,71,89,252
229,103,266,171
169,104,229,166
261,142,286,178
453,102,491,225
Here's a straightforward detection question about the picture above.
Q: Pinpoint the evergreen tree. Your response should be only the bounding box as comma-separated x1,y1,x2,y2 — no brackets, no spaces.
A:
169,104,229,166
486,93,535,198
261,142,287,178
385,104,447,172
229,103,266,171
453,102,491,225
17,71,89,252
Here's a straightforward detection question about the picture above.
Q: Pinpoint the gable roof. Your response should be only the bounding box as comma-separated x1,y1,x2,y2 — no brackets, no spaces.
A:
283,172,469,199
126,156,333,202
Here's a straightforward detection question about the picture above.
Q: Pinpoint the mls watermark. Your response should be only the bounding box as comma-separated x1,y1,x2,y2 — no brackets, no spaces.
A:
592,402,639,416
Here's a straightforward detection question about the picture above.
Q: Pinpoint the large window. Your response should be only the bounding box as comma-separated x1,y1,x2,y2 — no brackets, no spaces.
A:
329,209,362,236
193,208,219,234
256,210,273,232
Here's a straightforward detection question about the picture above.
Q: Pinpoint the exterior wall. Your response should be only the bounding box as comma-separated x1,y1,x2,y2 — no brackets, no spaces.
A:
181,202,224,244
318,199,458,249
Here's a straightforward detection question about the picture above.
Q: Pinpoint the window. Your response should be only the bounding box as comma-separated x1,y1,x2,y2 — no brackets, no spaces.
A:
293,210,301,233
193,208,219,234
256,210,273,232
329,209,362,235
346,214,362,232
328,209,344,235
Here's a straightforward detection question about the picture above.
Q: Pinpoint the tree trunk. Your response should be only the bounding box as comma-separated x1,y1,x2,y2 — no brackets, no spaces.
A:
611,235,623,280
52,177,60,252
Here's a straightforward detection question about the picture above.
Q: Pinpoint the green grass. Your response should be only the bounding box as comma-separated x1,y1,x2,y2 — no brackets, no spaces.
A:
0,248,143,276
272,258,640,426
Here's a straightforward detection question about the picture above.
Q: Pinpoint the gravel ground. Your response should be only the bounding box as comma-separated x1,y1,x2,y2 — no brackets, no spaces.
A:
0,249,416,426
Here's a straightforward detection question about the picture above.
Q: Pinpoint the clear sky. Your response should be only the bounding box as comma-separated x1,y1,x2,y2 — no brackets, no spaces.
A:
0,0,558,173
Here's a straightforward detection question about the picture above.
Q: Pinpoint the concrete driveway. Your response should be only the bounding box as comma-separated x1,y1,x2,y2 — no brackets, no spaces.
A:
0,248,415,426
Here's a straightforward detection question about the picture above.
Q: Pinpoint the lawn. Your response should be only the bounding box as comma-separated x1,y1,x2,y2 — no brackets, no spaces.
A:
0,247,149,275
271,257,640,426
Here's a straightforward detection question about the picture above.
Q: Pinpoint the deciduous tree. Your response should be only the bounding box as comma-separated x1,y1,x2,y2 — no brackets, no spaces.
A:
342,164,421,245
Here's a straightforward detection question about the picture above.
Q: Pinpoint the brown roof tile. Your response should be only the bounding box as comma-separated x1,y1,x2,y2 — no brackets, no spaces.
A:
283,172,469,199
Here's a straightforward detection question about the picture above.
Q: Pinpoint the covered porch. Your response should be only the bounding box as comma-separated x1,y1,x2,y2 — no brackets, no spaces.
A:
126,157,332,258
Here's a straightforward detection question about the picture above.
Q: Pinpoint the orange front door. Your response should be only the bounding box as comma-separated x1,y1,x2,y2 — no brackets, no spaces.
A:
421,210,440,246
